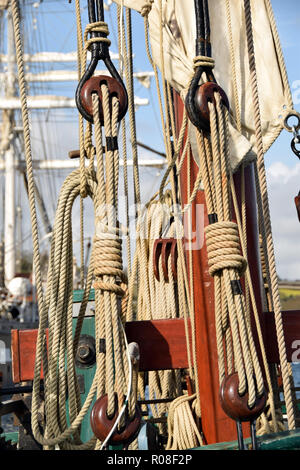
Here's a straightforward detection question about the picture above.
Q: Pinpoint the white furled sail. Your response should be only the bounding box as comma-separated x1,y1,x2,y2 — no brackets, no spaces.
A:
113,0,293,170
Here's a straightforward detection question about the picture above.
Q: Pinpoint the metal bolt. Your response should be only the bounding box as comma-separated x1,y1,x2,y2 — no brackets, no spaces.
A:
77,344,91,361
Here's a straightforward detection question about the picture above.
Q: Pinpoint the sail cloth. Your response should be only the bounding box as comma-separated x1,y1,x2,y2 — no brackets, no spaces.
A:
113,0,292,171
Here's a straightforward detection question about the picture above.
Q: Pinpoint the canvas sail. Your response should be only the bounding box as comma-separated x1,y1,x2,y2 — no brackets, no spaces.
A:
113,0,293,170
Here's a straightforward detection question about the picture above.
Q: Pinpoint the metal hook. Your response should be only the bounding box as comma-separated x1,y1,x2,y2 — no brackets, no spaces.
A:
291,130,300,160
75,0,128,123
283,113,300,159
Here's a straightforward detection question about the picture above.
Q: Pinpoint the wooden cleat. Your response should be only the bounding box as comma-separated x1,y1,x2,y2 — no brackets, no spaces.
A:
153,238,178,282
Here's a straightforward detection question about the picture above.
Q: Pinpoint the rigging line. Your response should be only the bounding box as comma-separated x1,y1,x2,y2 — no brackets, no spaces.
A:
147,85,165,146
36,12,73,209
108,0,118,53
25,7,58,214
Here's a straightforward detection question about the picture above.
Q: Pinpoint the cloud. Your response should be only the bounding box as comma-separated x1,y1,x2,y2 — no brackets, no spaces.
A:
266,161,300,280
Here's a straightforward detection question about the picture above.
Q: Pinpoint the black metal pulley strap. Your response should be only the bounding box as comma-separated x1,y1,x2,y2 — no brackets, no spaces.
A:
284,113,300,160
185,0,229,134
75,0,128,124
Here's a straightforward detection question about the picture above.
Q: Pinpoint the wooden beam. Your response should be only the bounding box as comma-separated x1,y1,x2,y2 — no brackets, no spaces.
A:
10,311,300,383
125,319,192,371
11,329,47,383
0,158,166,171
0,51,120,63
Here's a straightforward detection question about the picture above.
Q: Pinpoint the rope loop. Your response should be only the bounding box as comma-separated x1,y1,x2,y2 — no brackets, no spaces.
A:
193,55,215,69
84,21,111,51
205,221,247,277
141,0,154,17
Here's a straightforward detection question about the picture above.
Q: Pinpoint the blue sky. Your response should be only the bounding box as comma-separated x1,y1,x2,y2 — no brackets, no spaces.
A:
2,0,300,280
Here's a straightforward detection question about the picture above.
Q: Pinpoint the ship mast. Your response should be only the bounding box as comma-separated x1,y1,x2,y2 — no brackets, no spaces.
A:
3,8,16,283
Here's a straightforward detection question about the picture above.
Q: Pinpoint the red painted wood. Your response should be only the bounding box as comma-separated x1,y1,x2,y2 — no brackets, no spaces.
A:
233,165,268,378
11,329,21,383
295,193,300,222
125,319,192,371
11,320,192,381
11,329,47,383
10,311,300,381
265,310,300,363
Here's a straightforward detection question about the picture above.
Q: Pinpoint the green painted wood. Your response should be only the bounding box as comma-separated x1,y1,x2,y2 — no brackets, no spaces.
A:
73,289,95,303
2,431,19,444
70,306,124,450
259,429,300,450
193,428,300,450
281,403,300,414
71,315,96,444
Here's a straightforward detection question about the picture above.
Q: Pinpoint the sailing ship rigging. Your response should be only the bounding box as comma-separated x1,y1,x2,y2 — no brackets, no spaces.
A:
0,0,300,452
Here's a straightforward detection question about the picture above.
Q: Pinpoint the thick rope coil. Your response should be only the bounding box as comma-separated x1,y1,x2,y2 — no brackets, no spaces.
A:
93,236,127,296
166,394,203,450
205,221,247,277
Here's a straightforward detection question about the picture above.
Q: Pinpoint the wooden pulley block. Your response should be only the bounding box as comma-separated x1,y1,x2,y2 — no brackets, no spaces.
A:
295,192,300,222
153,238,178,282
194,82,229,129
80,75,128,125
219,372,267,422
90,393,141,445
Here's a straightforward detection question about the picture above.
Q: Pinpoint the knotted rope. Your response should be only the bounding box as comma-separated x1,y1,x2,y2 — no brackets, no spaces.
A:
205,221,247,277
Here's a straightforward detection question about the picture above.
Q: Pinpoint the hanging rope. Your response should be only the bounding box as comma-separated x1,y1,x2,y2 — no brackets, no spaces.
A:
12,0,135,448
193,92,265,408
243,0,296,430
